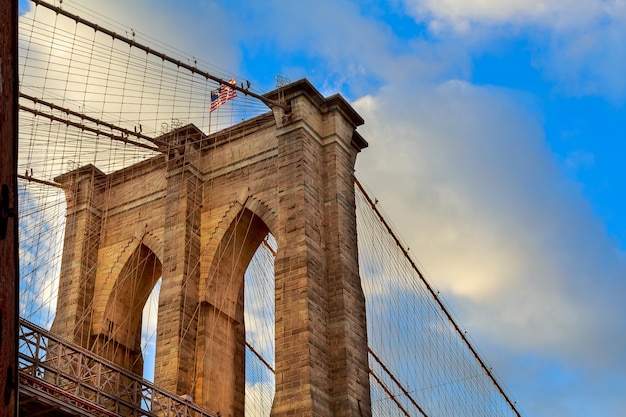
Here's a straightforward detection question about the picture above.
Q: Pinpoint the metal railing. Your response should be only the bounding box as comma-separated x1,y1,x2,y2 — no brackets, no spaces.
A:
18,318,214,417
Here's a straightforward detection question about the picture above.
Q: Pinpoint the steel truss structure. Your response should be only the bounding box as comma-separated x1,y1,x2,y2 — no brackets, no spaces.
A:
18,319,215,417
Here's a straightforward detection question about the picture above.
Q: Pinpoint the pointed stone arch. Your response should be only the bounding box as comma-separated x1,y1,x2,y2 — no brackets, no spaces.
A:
89,232,162,349
195,207,270,416
92,243,162,374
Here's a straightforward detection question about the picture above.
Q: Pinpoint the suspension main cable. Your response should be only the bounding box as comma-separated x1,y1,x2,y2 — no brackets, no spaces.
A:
20,92,168,148
30,0,290,111
245,341,274,374
19,105,161,153
355,178,522,417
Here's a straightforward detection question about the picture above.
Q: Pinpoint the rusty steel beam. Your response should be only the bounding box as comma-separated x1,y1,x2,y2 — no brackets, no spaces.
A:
17,174,67,190
0,0,19,416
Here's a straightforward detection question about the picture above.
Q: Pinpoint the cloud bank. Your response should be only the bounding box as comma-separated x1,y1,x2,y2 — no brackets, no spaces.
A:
401,0,626,100
354,78,626,416
19,1,626,415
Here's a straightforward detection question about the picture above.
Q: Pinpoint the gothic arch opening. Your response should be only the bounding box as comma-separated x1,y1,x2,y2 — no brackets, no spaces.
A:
244,233,276,416
93,243,162,375
196,208,272,417
141,277,161,382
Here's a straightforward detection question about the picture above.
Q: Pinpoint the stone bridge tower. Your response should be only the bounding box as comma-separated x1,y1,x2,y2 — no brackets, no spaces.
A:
50,79,371,417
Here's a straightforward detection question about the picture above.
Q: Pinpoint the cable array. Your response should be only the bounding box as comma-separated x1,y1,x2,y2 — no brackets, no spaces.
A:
18,1,276,413
17,1,522,416
356,180,521,417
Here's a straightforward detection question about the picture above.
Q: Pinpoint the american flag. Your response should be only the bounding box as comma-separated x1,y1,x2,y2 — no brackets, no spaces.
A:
210,78,238,112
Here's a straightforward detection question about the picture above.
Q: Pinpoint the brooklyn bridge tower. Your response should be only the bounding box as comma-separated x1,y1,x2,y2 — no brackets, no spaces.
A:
49,79,372,417
16,3,526,417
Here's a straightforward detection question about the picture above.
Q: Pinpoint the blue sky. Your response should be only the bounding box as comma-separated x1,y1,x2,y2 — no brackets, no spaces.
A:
19,0,626,416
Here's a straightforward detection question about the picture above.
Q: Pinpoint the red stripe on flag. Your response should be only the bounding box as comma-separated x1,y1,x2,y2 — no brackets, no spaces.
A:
210,78,237,112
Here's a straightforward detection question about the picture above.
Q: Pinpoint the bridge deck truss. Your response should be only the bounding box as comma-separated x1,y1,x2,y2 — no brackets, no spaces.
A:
18,319,215,417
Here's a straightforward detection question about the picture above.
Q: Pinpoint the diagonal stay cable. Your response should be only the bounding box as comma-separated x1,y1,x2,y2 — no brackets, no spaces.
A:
20,92,169,149
355,178,523,417
369,368,411,417
369,347,430,417
19,104,161,153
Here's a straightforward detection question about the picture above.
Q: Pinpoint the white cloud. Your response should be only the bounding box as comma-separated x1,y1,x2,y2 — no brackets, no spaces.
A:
402,0,618,30
400,0,626,100
354,79,626,369
542,12,626,100
57,0,240,73
245,381,274,417
564,150,595,171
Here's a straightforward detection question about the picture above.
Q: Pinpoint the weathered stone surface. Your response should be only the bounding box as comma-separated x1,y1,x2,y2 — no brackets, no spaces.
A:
51,79,371,417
